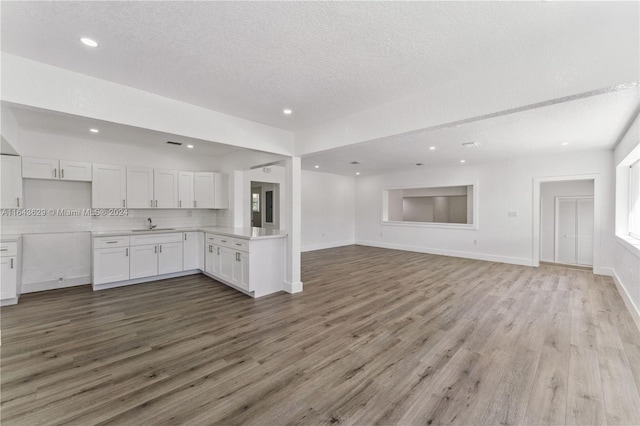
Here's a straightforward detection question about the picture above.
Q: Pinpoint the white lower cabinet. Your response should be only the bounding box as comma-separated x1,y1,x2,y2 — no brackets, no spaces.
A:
130,244,159,279
94,246,130,284
183,232,203,271
203,232,284,297
0,255,17,301
158,242,183,274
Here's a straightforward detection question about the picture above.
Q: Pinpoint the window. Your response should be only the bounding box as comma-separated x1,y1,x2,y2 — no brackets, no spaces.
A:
251,193,260,213
630,160,640,239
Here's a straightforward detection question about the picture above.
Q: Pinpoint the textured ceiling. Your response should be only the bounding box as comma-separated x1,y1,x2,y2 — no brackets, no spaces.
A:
2,1,638,131
301,88,640,176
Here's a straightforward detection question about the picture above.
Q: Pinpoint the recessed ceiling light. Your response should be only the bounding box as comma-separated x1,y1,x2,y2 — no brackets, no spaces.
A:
187,144,194,149
561,142,569,146
460,160,466,163
429,146,436,150
314,165,320,169
283,109,292,115
80,37,98,47
356,172,360,175
89,128,99,133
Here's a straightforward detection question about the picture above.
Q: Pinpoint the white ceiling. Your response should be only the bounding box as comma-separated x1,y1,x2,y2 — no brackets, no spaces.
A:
2,1,638,131
301,87,640,176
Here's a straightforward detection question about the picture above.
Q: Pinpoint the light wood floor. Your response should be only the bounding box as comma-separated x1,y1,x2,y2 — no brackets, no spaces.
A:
2,245,639,425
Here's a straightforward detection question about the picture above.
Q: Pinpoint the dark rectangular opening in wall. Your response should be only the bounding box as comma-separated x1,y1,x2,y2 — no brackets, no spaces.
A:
265,190,274,223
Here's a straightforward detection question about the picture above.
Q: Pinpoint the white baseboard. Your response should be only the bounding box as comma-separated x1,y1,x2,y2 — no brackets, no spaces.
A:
301,240,355,252
594,266,614,277
21,275,90,294
612,270,640,333
93,270,200,291
355,240,534,267
283,281,303,294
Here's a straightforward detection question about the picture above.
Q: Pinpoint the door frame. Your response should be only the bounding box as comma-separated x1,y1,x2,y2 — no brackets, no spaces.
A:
532,174,601,273
554,196,594,265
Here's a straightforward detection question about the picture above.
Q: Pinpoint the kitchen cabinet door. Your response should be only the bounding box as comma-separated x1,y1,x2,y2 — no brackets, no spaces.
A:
92,163,127,208
1,155,23,208
183,232,201,271
158,242,183,275
194,172,214,208
218,246,234,283
178,171,194,208
59,160,92,181
130,244,158,279
127,166,154,208
93,247,130,285
154,169,178,208
0,256,17,300
22,157,59,179
232,251,250,291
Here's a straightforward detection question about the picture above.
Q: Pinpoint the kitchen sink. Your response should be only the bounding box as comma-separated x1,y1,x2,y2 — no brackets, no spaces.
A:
131,228,176,232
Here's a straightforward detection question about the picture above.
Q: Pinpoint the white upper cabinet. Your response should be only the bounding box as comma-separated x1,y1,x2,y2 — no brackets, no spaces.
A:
1,156,23,208
92,163,127,208
22,157,91,181
59,160,93,181
194,172,214,208
178,171,194,209
154,169,178,209
127,167,154,208
193,172,229,209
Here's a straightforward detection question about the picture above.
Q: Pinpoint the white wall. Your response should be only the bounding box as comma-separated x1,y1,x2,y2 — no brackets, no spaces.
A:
613,112,640,326
355,149,614,269
540,180,594,262
0,105,22,155
301,170,355,252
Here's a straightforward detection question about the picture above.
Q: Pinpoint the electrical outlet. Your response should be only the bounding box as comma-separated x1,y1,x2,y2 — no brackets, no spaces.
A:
58,277,64,282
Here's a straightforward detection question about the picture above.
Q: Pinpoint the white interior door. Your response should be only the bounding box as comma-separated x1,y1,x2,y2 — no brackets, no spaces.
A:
555,197,593,266
576,198,594,266
556,198,577,264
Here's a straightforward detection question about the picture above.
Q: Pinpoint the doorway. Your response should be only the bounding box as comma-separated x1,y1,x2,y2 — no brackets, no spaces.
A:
555,197,594,266
534,177,598,271
250,181,280,229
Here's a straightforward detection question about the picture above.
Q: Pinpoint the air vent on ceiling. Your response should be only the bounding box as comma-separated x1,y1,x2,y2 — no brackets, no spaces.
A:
462,141,480,147
166,141,183,146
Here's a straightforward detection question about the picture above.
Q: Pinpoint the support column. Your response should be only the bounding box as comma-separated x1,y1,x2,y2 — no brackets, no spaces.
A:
284,156,303,293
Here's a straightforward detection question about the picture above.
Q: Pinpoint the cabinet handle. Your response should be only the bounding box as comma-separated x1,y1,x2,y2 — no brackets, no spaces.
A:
208,245,212,253
194,200,197,208
221,240,227,243
54,168,57,178
184,234,187,241
179,200,182,208
155,245,157,254
125,248,129,257
105,241,118,244
0,248,7,251
235,243,242,246
61,169,64,179
155,200,158,208
17,197,20,207
10,258,14,269
159,245,162,253
217,247,220,255
150,200,153,208
123,199,126,208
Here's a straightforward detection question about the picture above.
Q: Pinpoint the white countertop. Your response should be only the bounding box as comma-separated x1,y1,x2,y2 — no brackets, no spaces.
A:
92,226,287,240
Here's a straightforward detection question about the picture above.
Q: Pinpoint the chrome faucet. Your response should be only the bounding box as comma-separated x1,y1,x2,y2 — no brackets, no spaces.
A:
147,218,157,230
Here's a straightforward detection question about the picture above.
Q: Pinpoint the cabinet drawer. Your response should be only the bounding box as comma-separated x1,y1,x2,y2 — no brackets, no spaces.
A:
130,232,182,246
218,236,250,252
94,236,130,249
0,242,17,256
205,233,218,244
